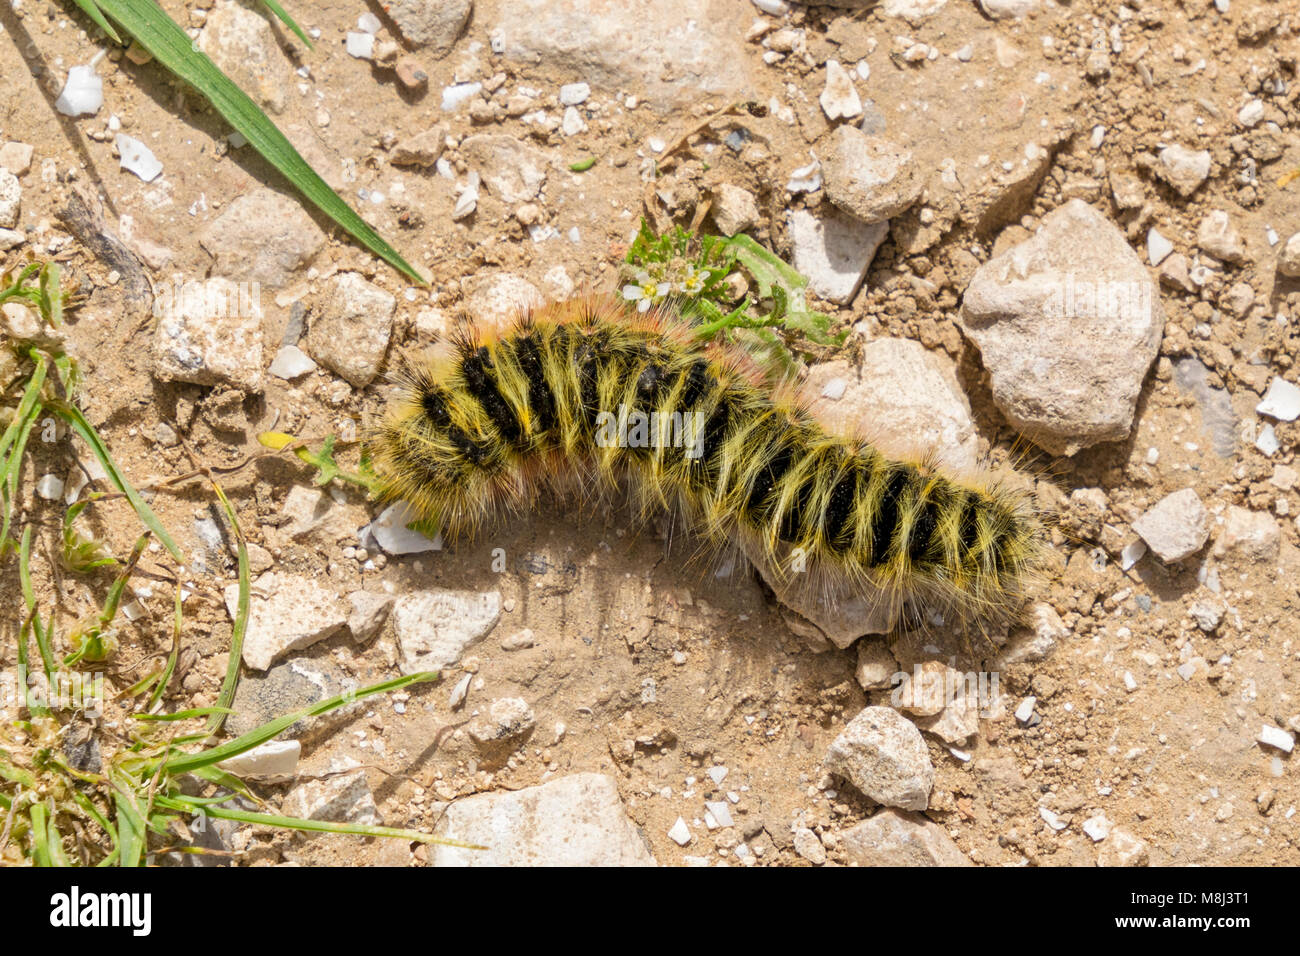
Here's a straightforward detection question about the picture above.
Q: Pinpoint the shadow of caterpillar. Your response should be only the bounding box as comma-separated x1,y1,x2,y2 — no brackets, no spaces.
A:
373,296,1041,633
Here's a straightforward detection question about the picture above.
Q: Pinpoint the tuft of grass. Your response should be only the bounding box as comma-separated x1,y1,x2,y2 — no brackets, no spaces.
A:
62,0,423,284
1,260,480,864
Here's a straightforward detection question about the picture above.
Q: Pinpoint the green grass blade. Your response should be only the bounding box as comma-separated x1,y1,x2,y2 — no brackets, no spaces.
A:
47,400,182,561
154,795,484,848
91,0,422,283
19,527,58,681
134,706,234,722
68,0,123,43
207,480,248,736
29,804,51,866
163,672,438,775
260,0,313,49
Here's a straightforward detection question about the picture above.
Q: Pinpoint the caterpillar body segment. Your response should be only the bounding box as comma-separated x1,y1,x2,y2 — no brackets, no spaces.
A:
374,297,1040,630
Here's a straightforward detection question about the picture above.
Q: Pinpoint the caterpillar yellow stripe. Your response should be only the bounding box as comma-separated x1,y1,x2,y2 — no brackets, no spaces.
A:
373,296,1040,631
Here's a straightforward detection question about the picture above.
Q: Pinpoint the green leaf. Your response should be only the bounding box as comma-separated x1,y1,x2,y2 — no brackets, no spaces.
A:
67,0,122,43
86,0,423,284
161,672,438,776
259,0,313,50
207,480,248,736
48,399,183,561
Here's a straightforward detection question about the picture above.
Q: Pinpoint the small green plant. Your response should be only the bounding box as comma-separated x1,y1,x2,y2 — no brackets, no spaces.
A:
1,262,474,864
622,220,846,378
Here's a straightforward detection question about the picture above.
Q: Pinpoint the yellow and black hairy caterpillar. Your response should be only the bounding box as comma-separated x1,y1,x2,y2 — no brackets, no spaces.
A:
373,296,1040,631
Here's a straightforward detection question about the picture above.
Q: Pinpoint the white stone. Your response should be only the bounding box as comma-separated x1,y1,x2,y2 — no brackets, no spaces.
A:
268,345,316,380
668,816,692,846
1257,377,1300,422
881,0,949,22
347,591,393,645
1131,488,1210,562
1157,145,1211,197
559,82,591,106
705,800,734,828
224,572,346,671
840,809,973,866
1098,828,1148,866
489,0,750,112
1082,813,1112,842
1258,724,1295,754
855,641,898,690
824,706,934,811
710,184,759,236
368,500,443,555
392,589,502,673
823,126,922,224
793,826,826,864
199,188,326,287
441,82,482,111
1197,209,1245,263
1277,233,1300,278
1014,696,1036,724
346,32,375,59
284,763,380,828
819,60,861,121
217,740,300,782
463,273,544,325
467,697,535,749
55,65,103,117
960,199,1165,456
386,0,473,56
433,773,655,865
461,134,548,203
305,273,396,387
1120,538,1147,570
561,106,587,136
807,342,979,472
786,206,888,305
1146,227,1173,266
153,277,264,392
979,0,1038,19
35,474,64,501
0,170,17,230
114,134,162,182
1213,506,1280,564
1237,99,1265,128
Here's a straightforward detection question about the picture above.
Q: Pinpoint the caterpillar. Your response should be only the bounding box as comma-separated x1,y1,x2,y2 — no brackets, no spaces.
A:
372,296,1040,633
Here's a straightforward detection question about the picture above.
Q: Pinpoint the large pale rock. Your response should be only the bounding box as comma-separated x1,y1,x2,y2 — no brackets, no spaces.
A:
807,340,980,472
1213,506,1280,564
305,273,396,387
154,277,264,392
463,273,543,325
224,572,346,671
825,706,934,811
488,0,750,112
960,199,1165,455
386,0,472,56
841,810,973,866
786,206,888,305
432,773,656,866
199,188,326,288
198,2,293,114
823,126,923,225
460,135,548,204
0,169,19,228
1131,488,1209,563
392,589,502,672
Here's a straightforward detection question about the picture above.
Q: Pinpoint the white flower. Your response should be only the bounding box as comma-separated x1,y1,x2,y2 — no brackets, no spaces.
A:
621,271,671,312
678,264,707,297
